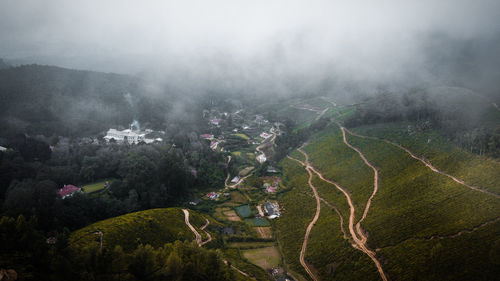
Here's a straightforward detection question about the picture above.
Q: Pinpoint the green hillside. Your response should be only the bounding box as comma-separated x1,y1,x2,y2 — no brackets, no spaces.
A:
277,122,500,280
69,208,210,252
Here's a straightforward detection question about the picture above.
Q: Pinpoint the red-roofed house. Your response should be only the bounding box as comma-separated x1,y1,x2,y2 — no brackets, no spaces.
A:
201,134,214,140
58,184,81,199
210,118,220,126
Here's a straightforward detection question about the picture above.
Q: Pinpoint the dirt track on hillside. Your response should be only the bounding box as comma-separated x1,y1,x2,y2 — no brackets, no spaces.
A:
287,148,321,281
288,145,388,281
343,127,499,199
182,209,202,245
341,127,381,243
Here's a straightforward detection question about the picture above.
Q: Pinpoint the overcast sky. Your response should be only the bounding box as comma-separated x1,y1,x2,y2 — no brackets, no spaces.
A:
1,0,500,95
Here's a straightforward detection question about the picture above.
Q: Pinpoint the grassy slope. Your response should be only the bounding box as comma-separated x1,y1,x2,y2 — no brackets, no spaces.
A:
345,127,500,280
279,121,500,280
275,157,316,278
352,122,500,194
276,157,378,280
69,208,209,252
303,125,374,220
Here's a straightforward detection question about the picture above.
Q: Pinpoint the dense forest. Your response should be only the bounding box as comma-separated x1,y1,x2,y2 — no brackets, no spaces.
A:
344,87,500,157
0,65,171,137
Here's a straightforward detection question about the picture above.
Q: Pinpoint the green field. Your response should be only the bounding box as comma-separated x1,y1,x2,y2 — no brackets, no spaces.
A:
232,133,250,140
242,246,281,270
244,217,270,227
81,179,114,193
235,204,253,218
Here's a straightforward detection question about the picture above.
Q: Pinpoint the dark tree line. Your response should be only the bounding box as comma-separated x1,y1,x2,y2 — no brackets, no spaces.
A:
344,88,500,157
0,215,233,281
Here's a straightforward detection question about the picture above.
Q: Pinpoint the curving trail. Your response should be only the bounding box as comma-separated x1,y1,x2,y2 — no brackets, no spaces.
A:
340,127,380,243
287,149,321,281
183,209,202,246
199,219,212,246
289,147,388,281
182,209,212,247
343,127,500,199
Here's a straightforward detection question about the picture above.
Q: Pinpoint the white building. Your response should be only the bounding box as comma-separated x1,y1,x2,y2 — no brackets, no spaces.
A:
256,154,267,164
103,129,160,144
0,146,7,152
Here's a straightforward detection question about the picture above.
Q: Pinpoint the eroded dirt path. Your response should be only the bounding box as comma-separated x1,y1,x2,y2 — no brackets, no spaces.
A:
183,209,202,246
199,219,212,246
289,146,388,281
340,127,380,243
343,128,500,199
287,149,321,281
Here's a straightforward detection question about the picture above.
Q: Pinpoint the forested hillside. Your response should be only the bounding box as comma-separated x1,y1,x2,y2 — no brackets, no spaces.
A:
0,65,169,137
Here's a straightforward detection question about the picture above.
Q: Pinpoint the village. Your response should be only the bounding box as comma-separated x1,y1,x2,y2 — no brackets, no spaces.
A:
187,106,295,281
40,103,293,281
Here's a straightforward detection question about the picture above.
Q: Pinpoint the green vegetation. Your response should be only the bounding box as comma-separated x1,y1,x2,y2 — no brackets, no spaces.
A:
303,125,374,219
244,218,270,227
228,241,276,249
235,205,253,218
232,133,250,140
242,246,281,269
275,157,315,278
81,179,114,193
352,122,500,194
279,120,500,280
70,208,208,252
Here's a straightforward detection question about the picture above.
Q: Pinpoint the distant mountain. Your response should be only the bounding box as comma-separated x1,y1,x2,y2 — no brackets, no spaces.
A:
0,64,169,137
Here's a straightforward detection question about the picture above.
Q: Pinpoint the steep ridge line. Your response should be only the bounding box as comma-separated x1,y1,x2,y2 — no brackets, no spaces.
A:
287,150,321,281
340,127,380,244
290,147,388,281
343,127,500,199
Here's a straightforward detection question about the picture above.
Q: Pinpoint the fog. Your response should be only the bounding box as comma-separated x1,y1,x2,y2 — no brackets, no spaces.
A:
1,0,500,97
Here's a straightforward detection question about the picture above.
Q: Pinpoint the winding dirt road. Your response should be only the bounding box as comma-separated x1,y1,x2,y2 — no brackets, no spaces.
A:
182,209,212,247
286,149,321,281
341,127,380,244
343,127,500,199
182,209,202,246
199,219,212,246
288,146,388,281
